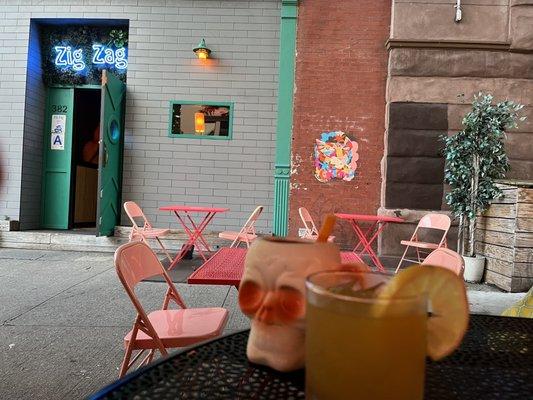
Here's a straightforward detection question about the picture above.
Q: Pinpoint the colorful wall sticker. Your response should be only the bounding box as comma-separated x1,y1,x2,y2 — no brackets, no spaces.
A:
314,131,358,183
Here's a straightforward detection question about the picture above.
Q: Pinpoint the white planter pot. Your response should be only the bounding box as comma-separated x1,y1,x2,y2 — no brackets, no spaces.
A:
463,255,485,283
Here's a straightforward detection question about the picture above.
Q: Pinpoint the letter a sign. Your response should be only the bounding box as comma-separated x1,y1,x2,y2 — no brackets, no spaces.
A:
51,114,66,150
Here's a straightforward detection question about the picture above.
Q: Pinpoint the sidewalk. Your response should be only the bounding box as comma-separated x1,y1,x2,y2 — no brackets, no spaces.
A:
0,248,525,399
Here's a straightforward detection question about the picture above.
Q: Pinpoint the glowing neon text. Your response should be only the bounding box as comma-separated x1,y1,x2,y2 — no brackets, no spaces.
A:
91,44,127,70
54,46,86,71
53,45,128,72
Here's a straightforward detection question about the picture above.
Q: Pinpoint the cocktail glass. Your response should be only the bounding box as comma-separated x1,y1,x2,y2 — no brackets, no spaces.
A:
305,270,427,400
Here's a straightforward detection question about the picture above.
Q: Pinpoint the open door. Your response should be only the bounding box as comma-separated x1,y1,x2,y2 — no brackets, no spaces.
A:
41,88,74,229
96,70,125,236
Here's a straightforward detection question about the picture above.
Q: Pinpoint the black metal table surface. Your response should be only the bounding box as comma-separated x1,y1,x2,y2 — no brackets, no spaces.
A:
90,314,532,400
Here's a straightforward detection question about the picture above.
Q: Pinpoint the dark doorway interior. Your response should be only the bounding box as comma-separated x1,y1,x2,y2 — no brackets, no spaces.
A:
70,88,101,228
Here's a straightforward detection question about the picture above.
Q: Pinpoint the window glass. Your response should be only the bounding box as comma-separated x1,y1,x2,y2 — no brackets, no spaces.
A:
170,103,232,138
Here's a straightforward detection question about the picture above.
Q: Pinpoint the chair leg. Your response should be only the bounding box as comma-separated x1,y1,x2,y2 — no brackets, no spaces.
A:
395,245,410,273
230,236,239,248
416,247,422,263
140,349,156,368
119,343,135,378
155,237,173,262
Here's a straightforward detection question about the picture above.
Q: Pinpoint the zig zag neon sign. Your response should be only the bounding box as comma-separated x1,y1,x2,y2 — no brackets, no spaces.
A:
54,44,128,72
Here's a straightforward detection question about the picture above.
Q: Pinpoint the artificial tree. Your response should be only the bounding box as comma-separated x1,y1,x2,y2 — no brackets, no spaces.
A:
443,93,524,257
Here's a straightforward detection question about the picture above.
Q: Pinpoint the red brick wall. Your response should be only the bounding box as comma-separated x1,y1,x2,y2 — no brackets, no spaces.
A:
289,0,391,247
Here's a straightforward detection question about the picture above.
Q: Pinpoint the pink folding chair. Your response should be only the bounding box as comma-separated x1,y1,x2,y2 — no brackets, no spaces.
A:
218,206,263,248
395,213,451,273
114,241,228,378
422,248,464,276
124,201,173,263
298,207,335,242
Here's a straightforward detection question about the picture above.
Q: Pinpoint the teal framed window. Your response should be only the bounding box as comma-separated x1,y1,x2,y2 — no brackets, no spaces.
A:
168,100,233,140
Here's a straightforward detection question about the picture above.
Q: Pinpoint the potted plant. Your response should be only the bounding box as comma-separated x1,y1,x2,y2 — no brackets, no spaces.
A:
443,93,524,282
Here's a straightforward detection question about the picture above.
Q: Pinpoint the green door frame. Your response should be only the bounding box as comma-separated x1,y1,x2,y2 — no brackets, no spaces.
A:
273,0,298,236
41,83,108,230
41,87,75,229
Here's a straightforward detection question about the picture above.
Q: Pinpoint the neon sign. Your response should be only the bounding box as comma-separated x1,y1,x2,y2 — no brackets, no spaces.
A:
54,44,128,72
91,44,127,69
54,46,86,71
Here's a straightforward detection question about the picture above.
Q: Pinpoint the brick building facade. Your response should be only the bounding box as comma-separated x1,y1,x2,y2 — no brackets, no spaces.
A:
0,0,280,233
0,0,531,271
289,0,391,246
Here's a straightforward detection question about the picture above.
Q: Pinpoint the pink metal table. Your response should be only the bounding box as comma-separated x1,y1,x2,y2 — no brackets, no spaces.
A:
159,205,229,269
335,213,404,272
188,247,247,289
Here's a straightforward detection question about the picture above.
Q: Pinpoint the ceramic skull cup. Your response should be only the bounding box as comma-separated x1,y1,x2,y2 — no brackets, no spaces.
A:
238,237,341,371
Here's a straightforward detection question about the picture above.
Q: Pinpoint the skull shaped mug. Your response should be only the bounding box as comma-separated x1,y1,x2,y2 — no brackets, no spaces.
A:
238,237,341,372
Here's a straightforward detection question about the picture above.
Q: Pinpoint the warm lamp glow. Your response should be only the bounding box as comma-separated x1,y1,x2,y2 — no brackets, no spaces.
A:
194,112,205,134
193,38,211,60
196,49,208,59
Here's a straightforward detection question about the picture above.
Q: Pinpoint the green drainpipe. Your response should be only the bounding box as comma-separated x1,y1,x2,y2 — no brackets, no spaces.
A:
273,0,298,236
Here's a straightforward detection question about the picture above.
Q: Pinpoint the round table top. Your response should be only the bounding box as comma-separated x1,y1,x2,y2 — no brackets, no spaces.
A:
91,314,532,399
334,213,404,223
159,205,230,213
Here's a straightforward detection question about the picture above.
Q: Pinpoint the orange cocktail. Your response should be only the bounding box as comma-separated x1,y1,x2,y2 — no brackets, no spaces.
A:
306,271,427,400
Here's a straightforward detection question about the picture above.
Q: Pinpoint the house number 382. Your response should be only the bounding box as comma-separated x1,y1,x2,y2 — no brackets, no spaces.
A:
52,105,68,112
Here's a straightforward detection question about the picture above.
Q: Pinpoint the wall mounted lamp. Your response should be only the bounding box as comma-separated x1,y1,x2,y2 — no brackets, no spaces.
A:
193,38,211,59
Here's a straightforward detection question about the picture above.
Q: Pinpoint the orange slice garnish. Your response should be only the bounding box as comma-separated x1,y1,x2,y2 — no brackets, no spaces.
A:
378,265,469,360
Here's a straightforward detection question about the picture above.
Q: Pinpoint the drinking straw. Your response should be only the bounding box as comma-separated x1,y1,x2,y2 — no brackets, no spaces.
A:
317,214,336,242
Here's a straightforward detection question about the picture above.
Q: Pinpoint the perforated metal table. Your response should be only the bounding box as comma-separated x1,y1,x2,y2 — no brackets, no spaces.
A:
187,247,247,288
90,315,532,399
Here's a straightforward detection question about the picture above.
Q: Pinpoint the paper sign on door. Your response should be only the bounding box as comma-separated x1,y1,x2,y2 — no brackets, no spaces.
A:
51,114,66,150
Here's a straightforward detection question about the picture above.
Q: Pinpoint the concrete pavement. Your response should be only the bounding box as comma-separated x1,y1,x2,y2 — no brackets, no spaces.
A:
0,248,248,399
0,248,526,399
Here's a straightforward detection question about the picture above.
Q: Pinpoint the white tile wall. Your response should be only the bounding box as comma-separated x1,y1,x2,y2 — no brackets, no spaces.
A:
0,0,280,233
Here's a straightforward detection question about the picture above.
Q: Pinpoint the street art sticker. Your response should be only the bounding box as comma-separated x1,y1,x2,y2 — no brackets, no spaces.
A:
51,114,66,150
314,131,358,183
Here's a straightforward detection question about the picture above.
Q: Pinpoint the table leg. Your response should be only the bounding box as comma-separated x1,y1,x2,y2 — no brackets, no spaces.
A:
351,221,378,253
186,212,215,253
350,221,387,272
166,211,197,270
175,213,207,261
177,211,218,263
350,222,380,269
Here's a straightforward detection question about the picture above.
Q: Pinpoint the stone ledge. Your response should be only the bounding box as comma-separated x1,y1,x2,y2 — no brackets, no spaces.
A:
378,207,455,224
0,220,20,231
0,228,233,253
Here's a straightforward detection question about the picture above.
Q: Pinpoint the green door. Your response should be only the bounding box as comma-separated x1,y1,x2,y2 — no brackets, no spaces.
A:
41,88,74,229
96,70,126,236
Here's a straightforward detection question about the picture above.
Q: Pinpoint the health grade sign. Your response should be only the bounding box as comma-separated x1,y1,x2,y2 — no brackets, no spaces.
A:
41,25,128,86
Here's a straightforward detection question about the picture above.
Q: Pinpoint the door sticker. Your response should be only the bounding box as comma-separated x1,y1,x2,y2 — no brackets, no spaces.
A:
50,114,66,150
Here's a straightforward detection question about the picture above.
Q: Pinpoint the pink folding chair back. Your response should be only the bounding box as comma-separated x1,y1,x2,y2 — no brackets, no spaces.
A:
123,201,173,262
219,206,263,248
115,240,179,297
396,213,451,273
422,248,464,276
124,201,151,230
242,205,263,235
418,213,451,231
298,207,334,242
299,207,318,237
115,241,228,377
